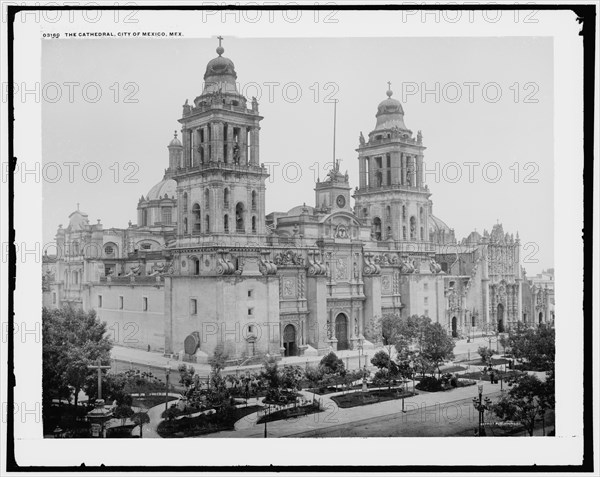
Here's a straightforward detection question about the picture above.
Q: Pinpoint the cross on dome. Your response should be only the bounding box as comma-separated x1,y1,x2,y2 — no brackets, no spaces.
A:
386,81,393,98
216,35,224,56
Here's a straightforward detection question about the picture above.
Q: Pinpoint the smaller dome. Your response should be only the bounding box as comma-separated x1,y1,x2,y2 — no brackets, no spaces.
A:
286,204,315,216
168,130,182,147
429,214,452,235
204,55,237,81
146,178,176,201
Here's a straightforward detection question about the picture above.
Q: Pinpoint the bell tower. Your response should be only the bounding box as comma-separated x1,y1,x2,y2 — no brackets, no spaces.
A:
354,84,431,242
174,38,268,242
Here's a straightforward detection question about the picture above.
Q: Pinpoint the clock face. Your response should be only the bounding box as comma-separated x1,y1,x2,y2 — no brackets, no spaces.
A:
336,195,346,208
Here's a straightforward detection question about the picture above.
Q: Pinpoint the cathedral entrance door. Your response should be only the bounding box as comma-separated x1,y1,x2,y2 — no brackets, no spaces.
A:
335,314,349,351
451,316,458,338
497,304,505,333
283,324,297,357
539,312,543,324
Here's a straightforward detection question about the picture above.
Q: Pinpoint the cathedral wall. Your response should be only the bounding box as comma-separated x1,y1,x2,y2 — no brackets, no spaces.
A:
400,274,445,323
92,284,166,351
306,276,328,351
166,275,280,359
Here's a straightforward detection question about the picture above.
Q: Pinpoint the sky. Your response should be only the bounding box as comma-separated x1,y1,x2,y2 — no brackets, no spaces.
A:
42,36,553,274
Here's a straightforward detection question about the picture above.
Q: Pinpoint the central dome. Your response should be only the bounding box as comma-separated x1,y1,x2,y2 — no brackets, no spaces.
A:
201,41,240,97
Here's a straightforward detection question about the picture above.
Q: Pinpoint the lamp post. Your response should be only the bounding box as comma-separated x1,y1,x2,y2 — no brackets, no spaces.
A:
472,384,492,436
165,362,171,414
357,335,364,369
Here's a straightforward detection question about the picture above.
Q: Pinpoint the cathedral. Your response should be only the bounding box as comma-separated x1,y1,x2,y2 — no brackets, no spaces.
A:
42,41,551,363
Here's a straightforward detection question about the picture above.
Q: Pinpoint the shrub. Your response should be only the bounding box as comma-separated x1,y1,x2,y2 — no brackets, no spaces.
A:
415,376,442,392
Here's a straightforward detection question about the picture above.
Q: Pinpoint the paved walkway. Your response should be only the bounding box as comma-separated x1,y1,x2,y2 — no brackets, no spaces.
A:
208,378,505,438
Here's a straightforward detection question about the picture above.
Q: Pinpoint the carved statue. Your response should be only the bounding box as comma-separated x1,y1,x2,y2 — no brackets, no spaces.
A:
359,131,365,145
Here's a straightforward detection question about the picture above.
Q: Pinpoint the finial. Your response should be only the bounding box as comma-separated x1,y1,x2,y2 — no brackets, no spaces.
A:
386,81,393,97
173,130,178,138
216,35,224,56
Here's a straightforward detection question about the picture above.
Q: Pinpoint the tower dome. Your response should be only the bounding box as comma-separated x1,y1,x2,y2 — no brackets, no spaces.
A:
373,84,410,132
201,37,239,96
168,130,182,148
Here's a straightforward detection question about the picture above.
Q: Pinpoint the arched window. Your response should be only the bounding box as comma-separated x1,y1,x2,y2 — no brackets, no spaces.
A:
224,214,229,233
192,203,201,233
386,205,391,219
403,226,407,240
162,207,172,225
410,216,417,240
193,258,200,275
251,190,257,211
402,205,406,221
183,217,188,234
205,188,210,207
372,217,382,241
205,214,210,233
236,202,245,232
182,192,188,213
419,206,424,222
223,188,230,209
252,216,257,233
73,270,78,285
362,208,368,218
420,226,424,241
72,241,79,255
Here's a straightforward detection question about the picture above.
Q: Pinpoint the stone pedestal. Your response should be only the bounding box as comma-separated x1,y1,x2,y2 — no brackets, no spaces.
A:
86,399,113,438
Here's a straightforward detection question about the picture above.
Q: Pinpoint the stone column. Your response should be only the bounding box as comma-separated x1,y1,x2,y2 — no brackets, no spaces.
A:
226,124,234,163
249,126,260,165
239,127,248,165
416,155,423,188
401,153,406,185
213,122,223,162
358,156,366,188
182,129,190,167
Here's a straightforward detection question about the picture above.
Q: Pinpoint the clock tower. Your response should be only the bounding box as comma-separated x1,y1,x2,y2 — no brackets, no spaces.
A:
314,160,352,212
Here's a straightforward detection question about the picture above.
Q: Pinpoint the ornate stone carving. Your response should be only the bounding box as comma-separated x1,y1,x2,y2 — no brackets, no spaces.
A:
306,250,327,276
273,249,305,266
429,258,442,274
362,253,381,276
217,252,235,275
335,257,348,280
282,277,296,297
258,253,277,276
335,224,349,238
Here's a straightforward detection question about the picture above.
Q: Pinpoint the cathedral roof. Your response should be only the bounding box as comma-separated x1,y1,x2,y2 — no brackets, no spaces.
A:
373,86,410,132
146,178,176,201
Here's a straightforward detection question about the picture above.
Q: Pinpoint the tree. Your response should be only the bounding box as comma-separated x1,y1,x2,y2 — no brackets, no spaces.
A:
478,346,494,365
319,352,346,376
178,364,196,393
420,322,455,377
492,373,554,436
506,323,555,371
132,411,150,438
42,306,112,406
371,350,399,389
209,345,229,373
113,403,134,427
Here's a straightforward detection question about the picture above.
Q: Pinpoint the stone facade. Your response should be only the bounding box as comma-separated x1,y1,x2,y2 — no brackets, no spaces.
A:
43,41,549,362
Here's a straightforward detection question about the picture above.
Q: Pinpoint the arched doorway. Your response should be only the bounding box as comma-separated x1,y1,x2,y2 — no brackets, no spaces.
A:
283,324,297,357
539,312,543,324
497,304,505,333
451,316,458,337
335,314,349,350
